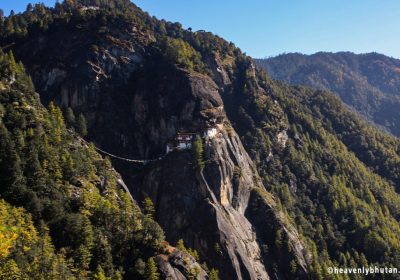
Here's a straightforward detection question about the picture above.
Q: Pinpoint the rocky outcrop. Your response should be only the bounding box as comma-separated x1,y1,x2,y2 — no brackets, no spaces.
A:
202,127,270,279
136,105,308,279
156,243,208,280
276,130,288,149
137,125,270,279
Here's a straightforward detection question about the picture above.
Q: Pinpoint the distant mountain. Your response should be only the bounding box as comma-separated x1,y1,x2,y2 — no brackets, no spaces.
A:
256,52,400,136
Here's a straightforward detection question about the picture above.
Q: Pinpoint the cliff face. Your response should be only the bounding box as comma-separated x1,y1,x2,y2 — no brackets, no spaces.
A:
0,49,210,279
140,125,272,279
124,66,308,279
5,8,309,279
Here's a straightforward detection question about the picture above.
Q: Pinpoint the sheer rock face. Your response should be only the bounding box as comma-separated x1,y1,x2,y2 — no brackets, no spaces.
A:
202,128,270,280
134,72,308,279
139,121,271,279
10,17,309,280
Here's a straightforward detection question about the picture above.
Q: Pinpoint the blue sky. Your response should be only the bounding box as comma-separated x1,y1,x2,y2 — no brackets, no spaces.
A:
2,0,400,59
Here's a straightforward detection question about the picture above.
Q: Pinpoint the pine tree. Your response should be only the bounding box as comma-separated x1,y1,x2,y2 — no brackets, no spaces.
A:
133,258,146,276
188,248,199,260
143,197,155,218
26,3,33,12
64,107,76,128
144,257,159,280
76,113,88,136
92,265,108,280
49,102,65,143
176,239,186,252
0,260,20,279
7,50,18,74
0,124,26,202
209,269,220,280
25,142,46,191
192,135,204,171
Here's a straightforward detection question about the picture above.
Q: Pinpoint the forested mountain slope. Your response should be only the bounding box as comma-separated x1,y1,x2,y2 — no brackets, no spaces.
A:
0,51,208,279
1,1,400,279
256,52,400,136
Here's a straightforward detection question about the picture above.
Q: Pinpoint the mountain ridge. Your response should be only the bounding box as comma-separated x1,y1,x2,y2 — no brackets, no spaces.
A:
256,51,400,136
